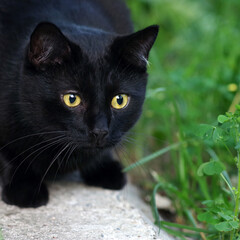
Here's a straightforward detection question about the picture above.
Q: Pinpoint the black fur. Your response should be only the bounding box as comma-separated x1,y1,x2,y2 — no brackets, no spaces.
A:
0,0,158,208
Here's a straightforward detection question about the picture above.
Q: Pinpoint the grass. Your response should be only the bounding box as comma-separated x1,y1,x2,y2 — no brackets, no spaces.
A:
0,229,3,240
124,0,240,239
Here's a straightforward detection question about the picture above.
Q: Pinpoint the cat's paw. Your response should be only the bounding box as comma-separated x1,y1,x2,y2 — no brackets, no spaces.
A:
2,181,49,208
82,161,127,190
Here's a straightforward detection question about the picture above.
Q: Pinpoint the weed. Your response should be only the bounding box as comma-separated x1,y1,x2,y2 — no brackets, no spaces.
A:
0,229,3,240
125,105,240,239
124,1,240,239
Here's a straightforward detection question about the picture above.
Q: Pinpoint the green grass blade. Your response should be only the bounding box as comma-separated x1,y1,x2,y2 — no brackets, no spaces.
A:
160,221,215,234
0,228,3,240
123,142,181,172
220,173,235,201
160,226,188,240
184,209,197,227
162,225,202,239
151,182,162,224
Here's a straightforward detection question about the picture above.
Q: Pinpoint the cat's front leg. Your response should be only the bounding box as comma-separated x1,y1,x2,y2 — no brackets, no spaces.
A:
80,151,127,190
1,167,49,208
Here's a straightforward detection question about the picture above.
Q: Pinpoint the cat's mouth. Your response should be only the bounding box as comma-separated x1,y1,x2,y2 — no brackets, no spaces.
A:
77,142,114,150
72,139,118,150
64,132,120,150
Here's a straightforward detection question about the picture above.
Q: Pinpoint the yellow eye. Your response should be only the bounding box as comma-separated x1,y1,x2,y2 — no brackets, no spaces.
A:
63,94,81,107
111,94,129,109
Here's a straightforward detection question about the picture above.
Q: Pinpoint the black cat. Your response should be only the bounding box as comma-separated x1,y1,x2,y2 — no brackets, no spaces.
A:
0,0,158,208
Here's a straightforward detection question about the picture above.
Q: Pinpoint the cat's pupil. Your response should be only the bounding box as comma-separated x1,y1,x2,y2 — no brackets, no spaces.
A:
116,95,123,105
69,94,76,104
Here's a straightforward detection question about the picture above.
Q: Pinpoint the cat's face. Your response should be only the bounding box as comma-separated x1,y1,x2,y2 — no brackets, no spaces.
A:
19,22,158,150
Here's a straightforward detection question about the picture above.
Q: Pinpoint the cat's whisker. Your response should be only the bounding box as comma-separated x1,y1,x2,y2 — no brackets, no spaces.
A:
0,135,66,173
9,137,68,185
115,142,147,174
24,137,69,174
0,130,67,151
38,142,71,191
114,143,133,169
64,144,79,173
126,131,168,144
52,142,76,182
121,137,135,145
7,135,65,168
123,134,135,140
73,144,81,172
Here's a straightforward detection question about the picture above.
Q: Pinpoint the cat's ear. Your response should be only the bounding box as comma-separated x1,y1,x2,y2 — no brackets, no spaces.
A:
112,25,159,69
28,22,71,69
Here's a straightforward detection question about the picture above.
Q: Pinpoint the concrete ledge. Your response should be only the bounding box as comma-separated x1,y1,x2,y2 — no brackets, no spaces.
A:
0,182,172,240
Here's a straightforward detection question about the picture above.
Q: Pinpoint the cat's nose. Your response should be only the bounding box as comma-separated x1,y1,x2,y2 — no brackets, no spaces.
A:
90,128,109,144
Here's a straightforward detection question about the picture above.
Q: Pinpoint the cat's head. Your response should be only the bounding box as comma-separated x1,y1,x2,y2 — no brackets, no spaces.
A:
20,22,158,150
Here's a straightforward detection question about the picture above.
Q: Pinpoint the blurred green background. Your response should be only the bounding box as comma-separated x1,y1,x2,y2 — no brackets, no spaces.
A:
125,0,240,181
124,0,240,236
